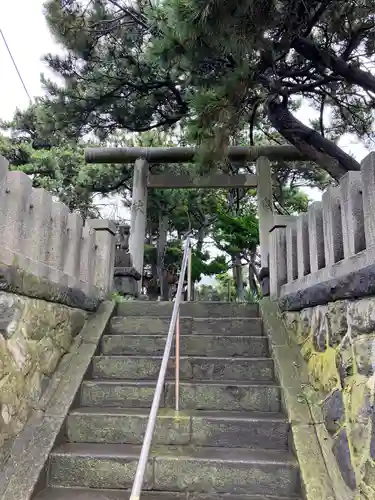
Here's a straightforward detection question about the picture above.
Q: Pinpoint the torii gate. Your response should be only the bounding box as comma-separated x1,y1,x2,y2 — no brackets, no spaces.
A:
85,145,309,292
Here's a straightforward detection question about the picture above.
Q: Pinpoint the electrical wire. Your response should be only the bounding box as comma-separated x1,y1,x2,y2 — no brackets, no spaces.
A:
0,27,32,103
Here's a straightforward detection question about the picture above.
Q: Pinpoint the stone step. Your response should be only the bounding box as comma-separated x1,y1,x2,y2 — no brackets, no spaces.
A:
67,407,289,449
80,380,281,412
115,301,259,318
36,488,301,500
101,335,269,358
109,317,263,336
92,356,274,381
48,443,300,496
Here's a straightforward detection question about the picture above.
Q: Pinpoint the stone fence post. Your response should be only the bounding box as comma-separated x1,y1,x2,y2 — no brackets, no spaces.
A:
87,219,116,296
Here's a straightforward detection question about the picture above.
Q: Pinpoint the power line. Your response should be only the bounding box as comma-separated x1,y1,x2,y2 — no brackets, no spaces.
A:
0,27,32,104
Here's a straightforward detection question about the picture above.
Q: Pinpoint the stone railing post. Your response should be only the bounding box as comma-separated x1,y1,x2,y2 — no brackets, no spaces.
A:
308,201,325,273
269,218,289,299
64,212,84,287
87,219,116,296
129,158,149,293
79,223,97,295
340,171,365,258
256,156,273,268
296,213,310,278
360,152,375,248
322,186,344,266
286,218,298,283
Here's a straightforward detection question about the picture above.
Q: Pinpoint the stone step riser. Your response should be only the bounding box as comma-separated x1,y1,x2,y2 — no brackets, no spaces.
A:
36,489,301,500
92,356,274,382
101,335,269,358
80,382,281,412
115,302,259,318
109,317,263,336
66,412,289,449
48,453,298,496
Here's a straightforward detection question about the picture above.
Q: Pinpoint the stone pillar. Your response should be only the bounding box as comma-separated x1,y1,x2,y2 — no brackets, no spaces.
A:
129,158,149,292
286,220,298,283
0,170,33,255
361,152,375,248
297,213,310,278
308,201,325,273
26,188,53,278
64,212,84,287
322,186,344,266
80,223,96,295
45,201,70,284
340,171,365,258
256,156,273,268
269,224,287,299
87,219,116,296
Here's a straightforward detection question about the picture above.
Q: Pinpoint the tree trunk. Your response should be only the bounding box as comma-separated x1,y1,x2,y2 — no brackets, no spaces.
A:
293,36,375,94
265,94,361,180
156,214,169,301
233,254,245,301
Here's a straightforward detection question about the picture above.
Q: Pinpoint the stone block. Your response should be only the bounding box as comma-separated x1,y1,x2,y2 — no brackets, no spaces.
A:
322,390,345,435
166,381,281,412
332,428,356,489
327,301,348,347
308,201,325,272
296,213,310,278
347,298,375,336
353,335,375,376
322,186,344,266
340,171,365,257
310,305,329,352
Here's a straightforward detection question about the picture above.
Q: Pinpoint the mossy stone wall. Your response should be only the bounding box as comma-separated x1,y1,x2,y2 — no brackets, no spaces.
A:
0,291,86,466
283,298,375,498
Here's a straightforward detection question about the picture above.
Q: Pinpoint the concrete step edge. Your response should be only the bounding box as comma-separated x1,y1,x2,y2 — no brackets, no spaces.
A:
69,406,286,422
50,443,297,465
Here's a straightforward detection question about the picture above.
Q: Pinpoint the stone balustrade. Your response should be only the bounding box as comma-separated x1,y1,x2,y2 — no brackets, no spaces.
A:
0,156,116,299
269,152,375,305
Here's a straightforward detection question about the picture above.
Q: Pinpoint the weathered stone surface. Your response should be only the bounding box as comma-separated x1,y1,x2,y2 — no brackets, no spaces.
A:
311,305,329,352
327,301,348,346
332,428,357,490
0,291,87,454
279,263,375,312
322,390,345,434
0,264,100,311
280,295,375,495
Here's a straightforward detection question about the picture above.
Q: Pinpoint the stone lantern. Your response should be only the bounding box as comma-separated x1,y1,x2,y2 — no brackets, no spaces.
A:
113,223,141,297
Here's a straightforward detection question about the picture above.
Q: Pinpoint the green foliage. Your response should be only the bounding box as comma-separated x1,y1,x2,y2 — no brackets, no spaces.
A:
212,208,259,258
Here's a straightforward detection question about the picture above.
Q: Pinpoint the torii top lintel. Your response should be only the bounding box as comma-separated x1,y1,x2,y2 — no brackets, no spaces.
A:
84,145,309,164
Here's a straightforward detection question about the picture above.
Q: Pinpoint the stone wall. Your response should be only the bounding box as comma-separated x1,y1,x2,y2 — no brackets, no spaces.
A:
0,155,116,299
0,291,86,466
283,297,375,498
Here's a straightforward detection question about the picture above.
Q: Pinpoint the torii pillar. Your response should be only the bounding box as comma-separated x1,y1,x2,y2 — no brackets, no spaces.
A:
129,158,149,293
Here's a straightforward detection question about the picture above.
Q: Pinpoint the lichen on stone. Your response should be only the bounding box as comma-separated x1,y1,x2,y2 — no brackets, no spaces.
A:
281,295,375,495
0,290,87,457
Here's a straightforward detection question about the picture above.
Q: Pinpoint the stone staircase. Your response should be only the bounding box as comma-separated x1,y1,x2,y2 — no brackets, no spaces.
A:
35,302,301,500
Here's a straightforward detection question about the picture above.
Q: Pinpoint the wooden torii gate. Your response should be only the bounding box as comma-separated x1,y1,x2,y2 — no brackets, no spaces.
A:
85,145,309,292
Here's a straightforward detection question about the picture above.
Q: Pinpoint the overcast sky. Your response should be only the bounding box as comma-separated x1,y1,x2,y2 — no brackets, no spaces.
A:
0,0,371,203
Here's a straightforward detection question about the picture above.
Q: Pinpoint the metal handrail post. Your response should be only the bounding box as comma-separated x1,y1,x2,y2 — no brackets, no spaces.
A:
129,237,190,500
175,310,180,412
187,244,192,301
